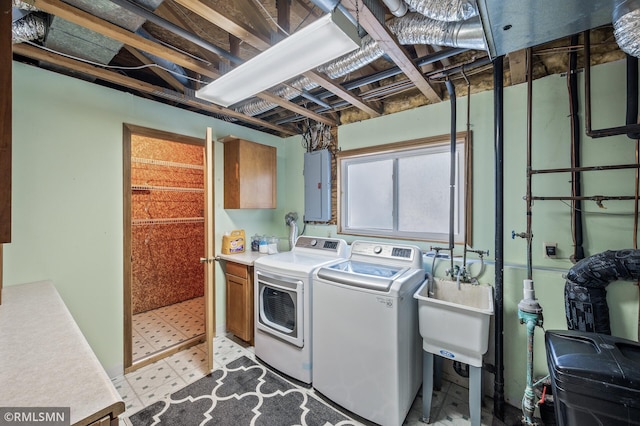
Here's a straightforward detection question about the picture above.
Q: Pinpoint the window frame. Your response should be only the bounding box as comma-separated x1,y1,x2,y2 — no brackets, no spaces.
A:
336,132,472,244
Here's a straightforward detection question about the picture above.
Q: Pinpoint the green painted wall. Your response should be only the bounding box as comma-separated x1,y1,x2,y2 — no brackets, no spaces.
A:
6,61,283,376
282,59,639,406
6,57,640,410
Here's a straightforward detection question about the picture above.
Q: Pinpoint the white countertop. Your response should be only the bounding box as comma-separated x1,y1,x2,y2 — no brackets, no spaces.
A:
0,281,125,425
218,251,271,266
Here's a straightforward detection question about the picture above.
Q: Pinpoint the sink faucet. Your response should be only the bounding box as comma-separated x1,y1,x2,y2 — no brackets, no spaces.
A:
426,273,435,298
446,265,473,290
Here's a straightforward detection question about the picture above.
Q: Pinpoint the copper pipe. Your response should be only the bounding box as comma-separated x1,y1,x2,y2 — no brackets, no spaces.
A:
531,195,635,201
531,163,640,174
526,47,533,280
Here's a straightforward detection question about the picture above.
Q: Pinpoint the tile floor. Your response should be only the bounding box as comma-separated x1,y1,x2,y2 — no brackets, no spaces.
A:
113,333,500,426
131,296,205,361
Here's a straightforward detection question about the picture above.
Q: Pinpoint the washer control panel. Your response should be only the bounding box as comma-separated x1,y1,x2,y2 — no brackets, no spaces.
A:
350,241,422,267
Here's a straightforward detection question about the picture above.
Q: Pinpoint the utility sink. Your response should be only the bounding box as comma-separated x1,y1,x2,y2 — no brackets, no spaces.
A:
414,278,494,367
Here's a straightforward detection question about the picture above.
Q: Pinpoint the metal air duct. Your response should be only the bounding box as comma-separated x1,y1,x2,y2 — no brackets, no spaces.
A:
613,0,640,58
236,77,319,116
236,8,486,117
317,34,385,79
404,0,478,22
12,13,46,44
235,34,384,116
381,0,409,17
388,12,486,50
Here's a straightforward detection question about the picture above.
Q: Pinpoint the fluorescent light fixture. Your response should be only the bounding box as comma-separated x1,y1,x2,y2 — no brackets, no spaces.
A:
195,10,360,107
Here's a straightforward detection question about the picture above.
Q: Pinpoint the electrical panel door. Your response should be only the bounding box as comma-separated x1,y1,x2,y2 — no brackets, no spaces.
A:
304,149,331,222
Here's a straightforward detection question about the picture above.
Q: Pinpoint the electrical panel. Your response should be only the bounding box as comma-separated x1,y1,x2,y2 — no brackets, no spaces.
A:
304,149,331,222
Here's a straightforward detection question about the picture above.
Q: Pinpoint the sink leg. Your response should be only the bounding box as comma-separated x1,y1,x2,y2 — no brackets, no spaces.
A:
421,351,434,423
469,365,482,426
434,355,443,391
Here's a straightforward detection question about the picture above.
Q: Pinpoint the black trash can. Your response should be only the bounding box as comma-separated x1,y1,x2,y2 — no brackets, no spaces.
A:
545,330,640,426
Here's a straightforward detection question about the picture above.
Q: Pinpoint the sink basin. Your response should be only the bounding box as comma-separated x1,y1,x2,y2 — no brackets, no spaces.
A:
413,278,494,367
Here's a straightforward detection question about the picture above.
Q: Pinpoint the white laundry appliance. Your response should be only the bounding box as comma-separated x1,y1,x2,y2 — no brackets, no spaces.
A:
253,235,348,384
312,240,425,426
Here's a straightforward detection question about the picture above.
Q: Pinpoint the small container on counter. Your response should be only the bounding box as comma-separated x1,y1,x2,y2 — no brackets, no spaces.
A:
259,236,268,253
268,237,279,254
251,234,260,252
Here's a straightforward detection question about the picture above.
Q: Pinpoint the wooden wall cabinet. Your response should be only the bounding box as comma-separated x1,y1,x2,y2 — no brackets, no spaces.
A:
225,261,254,344
221,136,276,209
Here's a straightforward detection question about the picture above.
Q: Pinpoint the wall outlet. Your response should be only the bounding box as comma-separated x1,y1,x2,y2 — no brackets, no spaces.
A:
543,242,557,259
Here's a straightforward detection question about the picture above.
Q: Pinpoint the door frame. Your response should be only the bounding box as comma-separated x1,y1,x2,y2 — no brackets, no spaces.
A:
122,124,214,373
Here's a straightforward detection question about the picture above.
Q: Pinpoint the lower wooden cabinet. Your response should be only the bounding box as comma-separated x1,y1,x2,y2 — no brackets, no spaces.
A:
224,261,254,344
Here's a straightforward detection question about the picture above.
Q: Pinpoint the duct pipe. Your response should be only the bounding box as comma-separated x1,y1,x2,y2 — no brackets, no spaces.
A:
404,0,478,22
333,47,467,93
236,76,319,116
136,28,189,87
388,13,486,50
236,34,385,116
493,55,505,422
565,249,640,334
613,0,640,58
317,35,385,79
241,8,486,117
568,34,585,262
11,14,46,44
381,0,408,17
12,0,39,23
273,47,468,124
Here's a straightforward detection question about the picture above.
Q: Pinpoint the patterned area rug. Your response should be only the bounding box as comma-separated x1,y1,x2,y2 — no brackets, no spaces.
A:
128,356,359,426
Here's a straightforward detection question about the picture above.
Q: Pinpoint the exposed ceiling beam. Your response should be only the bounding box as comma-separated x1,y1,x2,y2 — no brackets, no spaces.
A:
173,0,380,117
12,43,296,136
29,0,219,79
155,2,221,69
33,0,334,126
258,92,338,126
172,0,272,48
340,0,443,103
302,71,381,117
123,46,185,93
236,0,274,40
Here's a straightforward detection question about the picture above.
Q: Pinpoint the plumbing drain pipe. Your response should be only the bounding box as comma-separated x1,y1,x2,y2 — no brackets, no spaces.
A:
432,79,458,274
568,34,585,262
565,249,640,334
626,55,640,139
492,55,505,422
518,280,545,425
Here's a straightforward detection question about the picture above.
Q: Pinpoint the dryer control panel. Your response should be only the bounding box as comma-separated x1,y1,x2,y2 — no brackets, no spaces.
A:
293,236,348,256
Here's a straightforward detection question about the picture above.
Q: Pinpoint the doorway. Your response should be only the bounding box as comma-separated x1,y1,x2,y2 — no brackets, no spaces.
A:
123,124,214,373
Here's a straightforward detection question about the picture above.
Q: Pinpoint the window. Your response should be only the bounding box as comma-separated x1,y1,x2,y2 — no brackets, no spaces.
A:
337,133,471,243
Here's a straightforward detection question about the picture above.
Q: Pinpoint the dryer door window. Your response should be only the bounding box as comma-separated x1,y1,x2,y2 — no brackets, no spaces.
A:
256,271,304,347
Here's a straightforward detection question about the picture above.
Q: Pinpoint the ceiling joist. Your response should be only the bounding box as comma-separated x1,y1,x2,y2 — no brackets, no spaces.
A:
12,43,297,136
173,0,380,118
28,0,220,79
340,0,443,104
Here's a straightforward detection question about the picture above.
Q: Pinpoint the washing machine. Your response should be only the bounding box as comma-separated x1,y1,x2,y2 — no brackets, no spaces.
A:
312,240,425,426
253,235,348,384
